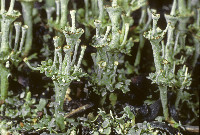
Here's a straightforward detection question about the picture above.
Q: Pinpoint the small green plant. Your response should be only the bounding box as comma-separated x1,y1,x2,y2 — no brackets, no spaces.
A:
0,0,199,134
0,0,27,101
89,0,136,106
24,10,86,131
81,106,176,134
144,0,192,121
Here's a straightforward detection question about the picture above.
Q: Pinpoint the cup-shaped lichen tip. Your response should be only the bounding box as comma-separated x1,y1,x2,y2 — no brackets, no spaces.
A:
114,61,119,66
23,57,28,62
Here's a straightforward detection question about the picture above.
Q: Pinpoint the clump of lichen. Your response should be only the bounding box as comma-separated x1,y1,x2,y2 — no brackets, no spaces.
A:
0,0,199,134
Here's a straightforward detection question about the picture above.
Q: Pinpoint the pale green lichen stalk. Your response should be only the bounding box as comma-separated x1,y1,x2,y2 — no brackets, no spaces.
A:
18,0,37,56
60,0,69,28
0,0,28,101
134,7,155,74
144,12,169,73
143,8,170,122
144,0,192,121
189,8,200,71
47,0,69,31
24,10,86,131
90,0,135,106
177,0,193,47
0,0,21,54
